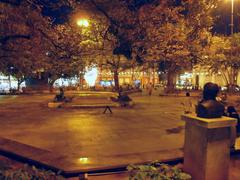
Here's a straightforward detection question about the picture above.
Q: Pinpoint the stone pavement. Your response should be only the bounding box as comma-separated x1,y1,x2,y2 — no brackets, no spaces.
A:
85,152,240,180
0,92,239,178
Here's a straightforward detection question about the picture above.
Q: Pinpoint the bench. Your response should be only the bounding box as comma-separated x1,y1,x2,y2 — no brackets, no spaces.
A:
69,104,119,107
48,102,64,108
68,104,120,113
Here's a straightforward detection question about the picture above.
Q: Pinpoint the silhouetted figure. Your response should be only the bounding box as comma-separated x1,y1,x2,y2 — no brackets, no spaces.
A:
118,92,132,107
110,92,132,107
148,83,153,96
196,82,224,118
54,87,65,102
182,92,192,114
227,106,240,135
220,92,228,105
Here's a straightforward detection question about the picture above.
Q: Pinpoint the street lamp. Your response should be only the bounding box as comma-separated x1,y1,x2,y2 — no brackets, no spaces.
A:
77,19,89,27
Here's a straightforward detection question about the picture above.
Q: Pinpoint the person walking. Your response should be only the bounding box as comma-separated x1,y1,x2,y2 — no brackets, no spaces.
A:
148,83,153,96
182,92,193,114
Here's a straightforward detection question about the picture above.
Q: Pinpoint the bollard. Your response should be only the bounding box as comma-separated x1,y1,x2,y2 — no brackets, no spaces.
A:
182,114,237,180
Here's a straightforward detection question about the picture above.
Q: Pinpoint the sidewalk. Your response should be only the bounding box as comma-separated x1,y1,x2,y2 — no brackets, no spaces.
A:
1,153,239,180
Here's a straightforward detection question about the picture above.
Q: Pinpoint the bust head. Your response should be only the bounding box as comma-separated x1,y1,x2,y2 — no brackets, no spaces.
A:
196,82,224,118
202,82,219,100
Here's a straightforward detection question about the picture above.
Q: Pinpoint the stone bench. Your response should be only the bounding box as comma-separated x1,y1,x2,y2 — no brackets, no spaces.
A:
68,103,120,114
67,103,120,108
48,102,64,108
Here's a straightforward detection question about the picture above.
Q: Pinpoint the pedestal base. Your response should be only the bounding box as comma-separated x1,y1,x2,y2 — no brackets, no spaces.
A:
182,114,237,180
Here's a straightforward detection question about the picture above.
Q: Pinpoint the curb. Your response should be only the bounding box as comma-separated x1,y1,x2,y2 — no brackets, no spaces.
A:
0,137,239,178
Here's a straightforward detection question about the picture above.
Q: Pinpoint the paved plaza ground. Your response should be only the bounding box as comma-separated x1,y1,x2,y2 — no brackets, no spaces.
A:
0,92,188,167
0,92,239,179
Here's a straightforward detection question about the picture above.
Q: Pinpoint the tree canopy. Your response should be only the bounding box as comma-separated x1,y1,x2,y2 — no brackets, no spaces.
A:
200,33,240,87
0,0,226,89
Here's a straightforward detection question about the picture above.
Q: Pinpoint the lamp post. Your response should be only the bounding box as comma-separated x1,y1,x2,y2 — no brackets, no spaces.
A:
230,0,234,35
230,0,235,88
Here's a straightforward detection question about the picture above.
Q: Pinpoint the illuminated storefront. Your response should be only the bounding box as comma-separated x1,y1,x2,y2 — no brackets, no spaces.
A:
176,72,193,89
97,69,159,88
0,74,26,93
53,77,80,87
1,66,231,92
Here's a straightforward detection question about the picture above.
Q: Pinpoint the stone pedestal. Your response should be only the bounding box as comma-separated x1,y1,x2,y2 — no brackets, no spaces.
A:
182,114,237,180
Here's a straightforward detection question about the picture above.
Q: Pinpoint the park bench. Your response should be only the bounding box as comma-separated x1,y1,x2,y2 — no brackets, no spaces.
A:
66,103,120,113
48,93,134,113
48,102,64,108
48,102,119,113
69,104,119,107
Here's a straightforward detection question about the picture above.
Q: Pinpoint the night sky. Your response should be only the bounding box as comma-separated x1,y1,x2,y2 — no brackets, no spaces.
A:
212,0,240,35
1,0,240,34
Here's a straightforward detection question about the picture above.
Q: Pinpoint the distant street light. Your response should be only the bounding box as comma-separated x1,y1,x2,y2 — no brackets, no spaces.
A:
77,19,89,27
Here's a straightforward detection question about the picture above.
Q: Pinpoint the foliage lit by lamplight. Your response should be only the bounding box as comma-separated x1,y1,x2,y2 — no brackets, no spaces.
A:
84,67,98,86
77,19,89,27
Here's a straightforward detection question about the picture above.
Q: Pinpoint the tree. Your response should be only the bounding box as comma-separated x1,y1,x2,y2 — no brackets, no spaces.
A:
0,0,222,92
0,1,52,88
0,0,87,88
135,1,188,91
201,34,240,89
71,0,141,91
99,33,136,91
134,0,220,91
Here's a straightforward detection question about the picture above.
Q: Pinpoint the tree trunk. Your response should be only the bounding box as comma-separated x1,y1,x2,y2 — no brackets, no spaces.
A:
220,69,229,86
8,75,11,90
227,67,238,93
17,78,23,91
233,68,238,85
79,73,84,90
166,63,177,93
166,71,175,92
113,69,119,92
17,82,20,91
48,78,57,92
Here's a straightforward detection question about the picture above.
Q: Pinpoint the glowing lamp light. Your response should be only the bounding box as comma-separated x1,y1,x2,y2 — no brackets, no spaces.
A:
84,67,98,86
77,19,89,27
78,157,89,164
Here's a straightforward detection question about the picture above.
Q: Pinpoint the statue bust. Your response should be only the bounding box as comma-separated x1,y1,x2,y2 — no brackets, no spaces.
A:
196,82,225,118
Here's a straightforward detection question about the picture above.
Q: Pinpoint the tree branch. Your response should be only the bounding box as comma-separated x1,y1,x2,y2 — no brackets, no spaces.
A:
0,34,30,44
89,0,116,25
106,60,116,67
0,55,10,59
0,0,22,6
37,28,67,52
1,46,19,52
